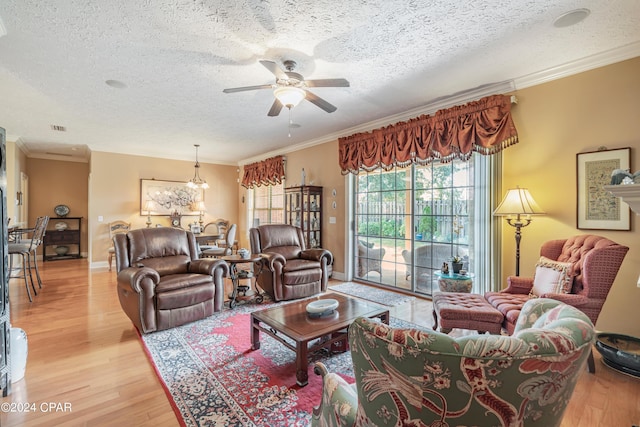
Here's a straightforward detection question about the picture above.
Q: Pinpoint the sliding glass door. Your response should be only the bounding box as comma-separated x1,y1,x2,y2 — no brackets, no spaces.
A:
354,159,475,297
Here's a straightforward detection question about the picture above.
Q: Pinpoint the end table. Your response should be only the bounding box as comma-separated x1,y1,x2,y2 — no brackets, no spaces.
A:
222,254,264,308
434,271,474,293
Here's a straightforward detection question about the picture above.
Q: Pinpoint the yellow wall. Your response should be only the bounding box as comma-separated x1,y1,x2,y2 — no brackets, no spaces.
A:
88,152,240,264
26,158,90,256
283,141,347,273
503,57,640,335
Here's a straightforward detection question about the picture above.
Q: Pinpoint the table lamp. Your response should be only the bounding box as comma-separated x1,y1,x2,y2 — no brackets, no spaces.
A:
143,200,155,228
493,186,545,276
193,201,207,227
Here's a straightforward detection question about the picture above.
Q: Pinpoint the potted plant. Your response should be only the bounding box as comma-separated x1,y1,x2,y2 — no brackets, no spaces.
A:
451,256,464,274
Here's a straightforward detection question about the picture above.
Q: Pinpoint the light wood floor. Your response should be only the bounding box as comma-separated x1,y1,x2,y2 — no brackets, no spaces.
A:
1,259,638,426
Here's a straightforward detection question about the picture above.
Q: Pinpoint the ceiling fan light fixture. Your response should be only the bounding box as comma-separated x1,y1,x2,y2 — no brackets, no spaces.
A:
186,144,209,189
274,87,306,108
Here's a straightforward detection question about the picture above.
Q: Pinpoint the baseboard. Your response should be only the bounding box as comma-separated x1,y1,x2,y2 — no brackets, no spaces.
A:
331,271,345,281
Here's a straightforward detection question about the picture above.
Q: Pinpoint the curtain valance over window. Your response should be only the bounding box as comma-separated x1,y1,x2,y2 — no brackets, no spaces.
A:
241,155,285,188
338,94,518,175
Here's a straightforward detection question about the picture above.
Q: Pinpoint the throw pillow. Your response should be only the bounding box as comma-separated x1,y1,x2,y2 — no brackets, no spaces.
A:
530,256,574,297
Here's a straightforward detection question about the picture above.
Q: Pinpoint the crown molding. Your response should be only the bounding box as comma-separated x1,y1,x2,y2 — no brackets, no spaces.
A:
26,152,89,163
514,41,640,90
13,137,89,163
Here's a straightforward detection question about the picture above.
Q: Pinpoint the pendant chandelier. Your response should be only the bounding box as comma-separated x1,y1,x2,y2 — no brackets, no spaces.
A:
186,144,209,189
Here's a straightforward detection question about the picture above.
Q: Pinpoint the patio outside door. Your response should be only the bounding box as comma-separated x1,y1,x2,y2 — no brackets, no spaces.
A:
353,160,474,297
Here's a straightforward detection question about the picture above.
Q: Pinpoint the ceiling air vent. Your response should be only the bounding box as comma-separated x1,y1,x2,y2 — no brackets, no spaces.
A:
50,125,67,132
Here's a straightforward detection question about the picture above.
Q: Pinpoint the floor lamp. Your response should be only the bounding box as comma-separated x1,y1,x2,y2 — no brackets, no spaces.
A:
494,187,545,276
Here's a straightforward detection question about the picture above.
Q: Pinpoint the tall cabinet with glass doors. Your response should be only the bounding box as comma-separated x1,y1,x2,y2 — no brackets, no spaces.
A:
284,185,323,249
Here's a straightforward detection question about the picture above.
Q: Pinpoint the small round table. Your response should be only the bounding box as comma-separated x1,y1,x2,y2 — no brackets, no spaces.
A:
434,271,474,293
222,254,264,308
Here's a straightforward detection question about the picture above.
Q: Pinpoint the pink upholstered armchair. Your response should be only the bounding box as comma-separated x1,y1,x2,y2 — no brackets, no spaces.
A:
485,235,628,371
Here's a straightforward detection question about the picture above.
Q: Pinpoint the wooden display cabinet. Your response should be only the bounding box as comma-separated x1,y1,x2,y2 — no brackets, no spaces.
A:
284,185,323,248
43,217,83,261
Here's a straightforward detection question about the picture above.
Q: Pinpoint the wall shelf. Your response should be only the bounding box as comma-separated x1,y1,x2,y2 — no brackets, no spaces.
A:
604,184,640,215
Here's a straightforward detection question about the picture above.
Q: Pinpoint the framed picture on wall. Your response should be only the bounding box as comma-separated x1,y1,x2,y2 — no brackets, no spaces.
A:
576,147,631,230
140,179,204,216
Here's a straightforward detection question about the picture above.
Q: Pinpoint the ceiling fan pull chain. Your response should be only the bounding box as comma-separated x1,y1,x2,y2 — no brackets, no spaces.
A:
288,108,293,138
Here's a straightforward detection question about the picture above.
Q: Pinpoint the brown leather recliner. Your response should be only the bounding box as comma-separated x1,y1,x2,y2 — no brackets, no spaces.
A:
114,227,229,333
250,224,333,302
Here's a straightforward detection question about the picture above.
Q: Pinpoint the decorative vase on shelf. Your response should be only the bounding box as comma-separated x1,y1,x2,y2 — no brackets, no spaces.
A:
55,245,69,256
301,168,306,186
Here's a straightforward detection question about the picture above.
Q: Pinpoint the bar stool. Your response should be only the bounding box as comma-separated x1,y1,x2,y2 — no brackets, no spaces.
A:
8,239,38,301
8,216,49,301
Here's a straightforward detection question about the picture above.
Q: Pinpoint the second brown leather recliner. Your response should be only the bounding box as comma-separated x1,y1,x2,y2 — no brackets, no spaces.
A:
250,224,333,302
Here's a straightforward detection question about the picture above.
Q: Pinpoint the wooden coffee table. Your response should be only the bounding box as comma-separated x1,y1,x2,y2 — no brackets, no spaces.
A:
251,292,389,386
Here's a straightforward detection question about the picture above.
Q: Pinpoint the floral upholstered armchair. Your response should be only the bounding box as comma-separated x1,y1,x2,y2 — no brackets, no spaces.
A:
313,298,595,427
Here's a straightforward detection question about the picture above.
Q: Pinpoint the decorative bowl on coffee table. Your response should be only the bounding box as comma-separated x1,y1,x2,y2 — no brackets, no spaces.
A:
306,299,339,318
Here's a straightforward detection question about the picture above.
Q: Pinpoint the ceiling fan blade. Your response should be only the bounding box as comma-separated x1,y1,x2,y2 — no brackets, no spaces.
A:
267,99,283,116
304,90,337,113
259,60,288,80
305,78,350,88
223,84,273,93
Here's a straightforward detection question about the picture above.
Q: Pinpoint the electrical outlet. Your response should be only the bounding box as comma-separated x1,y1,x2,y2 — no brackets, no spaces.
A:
329,217,336,224
98,215,104,222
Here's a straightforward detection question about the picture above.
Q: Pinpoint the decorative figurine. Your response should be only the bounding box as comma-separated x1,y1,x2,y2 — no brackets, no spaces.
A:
442,262,449,274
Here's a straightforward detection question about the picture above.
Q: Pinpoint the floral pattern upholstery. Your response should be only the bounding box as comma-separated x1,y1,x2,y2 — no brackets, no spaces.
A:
312,298,594,427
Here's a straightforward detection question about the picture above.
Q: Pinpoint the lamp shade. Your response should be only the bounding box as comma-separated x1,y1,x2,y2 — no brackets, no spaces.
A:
143,200,155,213
274,87,306,108
192,201,206,212
494,187,545,216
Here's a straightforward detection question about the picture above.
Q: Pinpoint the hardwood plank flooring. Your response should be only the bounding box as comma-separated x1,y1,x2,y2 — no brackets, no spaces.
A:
1,259,638,426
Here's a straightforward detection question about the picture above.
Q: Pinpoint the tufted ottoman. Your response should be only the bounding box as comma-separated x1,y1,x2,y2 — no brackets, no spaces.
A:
432,292,504,334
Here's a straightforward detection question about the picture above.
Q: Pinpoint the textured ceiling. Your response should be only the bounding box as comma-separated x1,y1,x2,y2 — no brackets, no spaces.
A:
0,1,639,165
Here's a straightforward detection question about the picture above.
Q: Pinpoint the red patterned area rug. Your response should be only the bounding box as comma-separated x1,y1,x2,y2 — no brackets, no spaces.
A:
139,299,418,426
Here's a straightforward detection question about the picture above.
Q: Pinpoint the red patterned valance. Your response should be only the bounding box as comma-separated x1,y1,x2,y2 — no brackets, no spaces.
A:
338,94,518,174
241,155,285,189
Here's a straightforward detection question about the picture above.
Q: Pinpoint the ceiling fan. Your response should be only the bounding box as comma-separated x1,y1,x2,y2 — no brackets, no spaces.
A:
223,59,350,117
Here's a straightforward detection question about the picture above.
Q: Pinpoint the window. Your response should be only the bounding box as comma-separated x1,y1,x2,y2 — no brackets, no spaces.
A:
354,157,488,297
251,183,284,226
